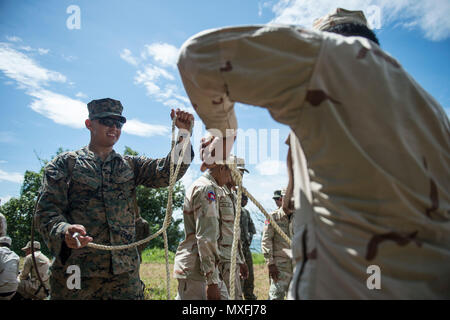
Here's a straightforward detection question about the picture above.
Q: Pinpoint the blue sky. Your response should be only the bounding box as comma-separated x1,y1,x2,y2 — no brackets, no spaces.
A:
1,0,449,245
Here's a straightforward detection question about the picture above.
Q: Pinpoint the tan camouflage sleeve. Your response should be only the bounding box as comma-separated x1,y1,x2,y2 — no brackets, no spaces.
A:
35,156,71,259
177,25,320,136
128,135,194,188
261,216,275,265
193,185,220,285
19,255,32,280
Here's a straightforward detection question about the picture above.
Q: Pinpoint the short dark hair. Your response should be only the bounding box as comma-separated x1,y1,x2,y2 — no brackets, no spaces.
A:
325,23,380,45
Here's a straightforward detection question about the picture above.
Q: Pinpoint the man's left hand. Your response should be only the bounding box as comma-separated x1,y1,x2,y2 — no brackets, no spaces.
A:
171,108,194,130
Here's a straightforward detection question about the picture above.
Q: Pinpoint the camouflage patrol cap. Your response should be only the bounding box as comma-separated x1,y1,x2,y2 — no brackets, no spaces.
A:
21,240,40,251
313,8,368,31
87,98,127,123
273,190,283,199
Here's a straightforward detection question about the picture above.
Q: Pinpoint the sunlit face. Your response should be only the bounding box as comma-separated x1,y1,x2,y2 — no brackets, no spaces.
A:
85,118,122,147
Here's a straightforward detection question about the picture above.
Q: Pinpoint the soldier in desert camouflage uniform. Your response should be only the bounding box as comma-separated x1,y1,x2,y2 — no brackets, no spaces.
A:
35,98,194,300
218,160,248,300
261,190,293,300
16,241,50,300
177,8,450,299
173,161,235,300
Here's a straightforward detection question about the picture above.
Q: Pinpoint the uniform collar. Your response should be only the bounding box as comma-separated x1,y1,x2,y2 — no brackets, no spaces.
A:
81,146,121,163
203,171,220,188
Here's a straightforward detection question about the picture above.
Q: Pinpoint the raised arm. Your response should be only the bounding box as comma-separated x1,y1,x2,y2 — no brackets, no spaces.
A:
177,25,322,136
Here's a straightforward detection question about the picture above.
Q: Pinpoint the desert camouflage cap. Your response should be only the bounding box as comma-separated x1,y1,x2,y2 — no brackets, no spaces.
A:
313,8,368,31
22,240,41,251
87,98,127,122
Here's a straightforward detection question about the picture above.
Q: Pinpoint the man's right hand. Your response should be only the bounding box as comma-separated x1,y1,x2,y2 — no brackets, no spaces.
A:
64,224,93,249
268,264,280,282
206,283,221,300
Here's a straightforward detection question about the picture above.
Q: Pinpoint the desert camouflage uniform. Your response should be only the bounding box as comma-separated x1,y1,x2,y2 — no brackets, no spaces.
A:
217,186,245,300
17,251,50,300
173,172,222,300
36,144,191,300
177,24,450,298
261,207,293,300
240,206,257,300
0,213,6,237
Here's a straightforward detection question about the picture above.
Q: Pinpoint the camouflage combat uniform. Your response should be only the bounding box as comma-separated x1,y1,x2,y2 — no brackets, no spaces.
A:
177,21,450,298
217,186,245,300
17,250,50,300
36,145,191,300
173,172,222,300
240,206,257,300
261,207,293,300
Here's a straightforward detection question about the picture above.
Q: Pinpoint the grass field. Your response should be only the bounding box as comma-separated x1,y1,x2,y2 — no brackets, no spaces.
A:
140,248,271,300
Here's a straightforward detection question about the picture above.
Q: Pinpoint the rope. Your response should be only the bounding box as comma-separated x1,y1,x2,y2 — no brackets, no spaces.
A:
226,164,292,300
228,160,242,300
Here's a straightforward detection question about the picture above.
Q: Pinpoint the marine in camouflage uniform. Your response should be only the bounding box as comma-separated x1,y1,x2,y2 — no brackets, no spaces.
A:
261,190,293,300
16,241,50,300
240,194,257,300
35,98,193,300
173,171,224,300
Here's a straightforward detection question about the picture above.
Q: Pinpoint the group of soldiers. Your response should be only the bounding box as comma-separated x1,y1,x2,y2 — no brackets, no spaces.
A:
172,154,294,300
0,214,51,300
0,6,448,300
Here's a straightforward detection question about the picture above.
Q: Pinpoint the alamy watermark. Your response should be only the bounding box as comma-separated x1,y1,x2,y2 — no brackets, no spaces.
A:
66,5,81,30
366,265,381,290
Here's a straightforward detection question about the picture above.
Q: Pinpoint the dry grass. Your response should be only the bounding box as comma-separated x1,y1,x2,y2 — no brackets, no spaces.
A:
140,262,272,300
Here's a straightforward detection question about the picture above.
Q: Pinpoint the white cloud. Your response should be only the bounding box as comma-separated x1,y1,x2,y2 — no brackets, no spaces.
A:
0,195,12,205
62,54,77,62
120,48,139,66
0,43,66,89
37,48,50,55
0,169,23,184
75,91,88,99
135,65,174,83
269,0,450,41
255,159,286,176
143,43,179,68
123,118,170,137
6,36,22,43
28,89,88,129
0,160,7,164
122,42,192,112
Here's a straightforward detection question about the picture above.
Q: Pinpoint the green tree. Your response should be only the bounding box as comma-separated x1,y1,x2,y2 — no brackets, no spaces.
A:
124,146,185,252
1,170,49,256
